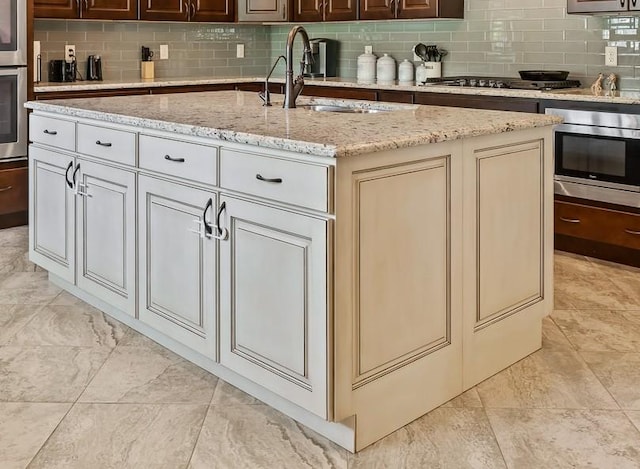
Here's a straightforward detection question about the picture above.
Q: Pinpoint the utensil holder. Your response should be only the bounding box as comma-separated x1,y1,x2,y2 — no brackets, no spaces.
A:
141,61,154,79
423,62,442,79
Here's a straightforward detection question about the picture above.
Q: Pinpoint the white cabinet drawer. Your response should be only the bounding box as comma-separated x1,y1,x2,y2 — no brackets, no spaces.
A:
139,135,217,186
77,123,136,166
220,149,329,212
29,114,76,151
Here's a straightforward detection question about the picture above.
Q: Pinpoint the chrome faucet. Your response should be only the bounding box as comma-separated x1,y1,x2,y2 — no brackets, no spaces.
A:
283,25,314,109
259,55,286,107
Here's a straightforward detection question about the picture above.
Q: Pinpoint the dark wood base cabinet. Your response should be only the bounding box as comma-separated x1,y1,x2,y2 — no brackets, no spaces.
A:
0,161,28,229
555,197,640,267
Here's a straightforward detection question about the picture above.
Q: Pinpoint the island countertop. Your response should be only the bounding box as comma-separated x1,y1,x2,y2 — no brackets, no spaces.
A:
25,90,560,158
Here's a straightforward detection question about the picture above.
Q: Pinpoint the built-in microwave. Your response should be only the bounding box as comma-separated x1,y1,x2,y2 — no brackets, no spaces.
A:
546,108,640,207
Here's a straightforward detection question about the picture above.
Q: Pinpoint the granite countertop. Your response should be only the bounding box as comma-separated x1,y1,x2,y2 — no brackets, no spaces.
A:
25,90,560,158
33,76,640,105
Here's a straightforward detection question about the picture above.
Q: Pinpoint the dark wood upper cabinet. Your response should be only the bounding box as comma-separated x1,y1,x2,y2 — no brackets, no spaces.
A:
361,0,462,20
294,0,356,21
35,0,137,19
359,0,393,20
295,0,324,21
140,0,233,21
568,0,636,13
191,0,234,21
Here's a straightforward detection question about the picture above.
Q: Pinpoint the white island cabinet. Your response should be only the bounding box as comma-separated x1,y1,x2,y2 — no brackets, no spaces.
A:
25,91,559,452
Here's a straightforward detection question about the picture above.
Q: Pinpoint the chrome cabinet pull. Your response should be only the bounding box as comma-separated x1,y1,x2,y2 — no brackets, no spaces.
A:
43,129,57,135
256,174,283,183
214,201,229,240
65,161,74,189
559,217,581,224
95,140,112,147
624,228,640,235
164,154,185,163
184,0,190,19
190,2,196,18
0,186,12,192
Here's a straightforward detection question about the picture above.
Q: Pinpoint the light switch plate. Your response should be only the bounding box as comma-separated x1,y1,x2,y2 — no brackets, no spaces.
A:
236,44,245,58
160,44,169,60
365,45,373,54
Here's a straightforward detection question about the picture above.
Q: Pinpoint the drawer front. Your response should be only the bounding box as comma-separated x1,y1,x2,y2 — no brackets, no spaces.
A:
29,114,76,151
0,166,28,215
555,201,640,249
77,123,136,166
220,149,329,212
139,135,217,186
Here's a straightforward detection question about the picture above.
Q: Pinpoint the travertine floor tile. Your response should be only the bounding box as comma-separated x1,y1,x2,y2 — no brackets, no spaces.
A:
0,304,43,344
0,272,61,304
440,387,483,408
590,258,640,308
5,304,126,347
79,344,217,404
553,309,640,352
117,326,165,349
0,402,71,469
48,290,90,307
350,408,506,469
189,403,347,469
28,403,207,469
476,349,618,409
0,226,28,247
581,352,640,410
541,316,574,352
487,408,640,469
0,346,111,402
625,411,640,433
0,247,36,273
211,380,261,406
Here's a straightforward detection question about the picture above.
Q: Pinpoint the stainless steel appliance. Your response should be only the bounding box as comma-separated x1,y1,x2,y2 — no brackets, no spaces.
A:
424,75,581,90
303,38,338,78
546,107,640,207
86,55,103,81
48,59,76,82
0,0,27,161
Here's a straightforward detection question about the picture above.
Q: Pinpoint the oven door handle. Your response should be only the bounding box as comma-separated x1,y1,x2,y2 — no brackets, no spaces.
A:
559,217,581,224
625,228,640,235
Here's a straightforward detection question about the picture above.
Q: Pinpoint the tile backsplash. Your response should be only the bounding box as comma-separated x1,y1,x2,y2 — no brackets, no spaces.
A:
35,0,640,90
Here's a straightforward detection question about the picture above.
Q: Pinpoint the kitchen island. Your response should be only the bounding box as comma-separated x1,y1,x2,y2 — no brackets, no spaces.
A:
25,91,559,451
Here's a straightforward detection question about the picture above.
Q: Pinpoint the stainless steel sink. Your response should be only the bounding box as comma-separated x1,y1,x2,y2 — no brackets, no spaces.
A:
298,104,388,113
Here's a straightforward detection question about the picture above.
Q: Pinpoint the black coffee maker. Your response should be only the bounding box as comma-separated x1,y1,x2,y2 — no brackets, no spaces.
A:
48,59,76,82
303,39,338,78
87,55,103,81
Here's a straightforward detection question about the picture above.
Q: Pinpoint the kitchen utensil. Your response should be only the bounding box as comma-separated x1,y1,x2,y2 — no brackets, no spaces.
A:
518,70,569,81
436,49,448,62
413,43,428,62
141,46,154,62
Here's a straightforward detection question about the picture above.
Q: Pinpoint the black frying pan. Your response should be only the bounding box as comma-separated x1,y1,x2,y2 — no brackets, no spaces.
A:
519,70,570,81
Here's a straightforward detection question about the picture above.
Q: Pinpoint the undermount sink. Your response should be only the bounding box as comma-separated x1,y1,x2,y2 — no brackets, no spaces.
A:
298,104,389,113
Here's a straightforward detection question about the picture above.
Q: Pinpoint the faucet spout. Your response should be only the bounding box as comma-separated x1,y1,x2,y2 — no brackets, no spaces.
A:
283,25,313,109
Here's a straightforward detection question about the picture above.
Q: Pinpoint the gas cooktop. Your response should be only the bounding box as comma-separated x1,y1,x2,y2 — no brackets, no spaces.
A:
424,76,581,90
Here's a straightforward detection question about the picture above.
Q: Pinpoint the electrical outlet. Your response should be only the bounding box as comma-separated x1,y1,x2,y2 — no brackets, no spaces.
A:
605,46,618,67
236,44,245,58
160,44,169,60
64,44,76,63
365,45,373,54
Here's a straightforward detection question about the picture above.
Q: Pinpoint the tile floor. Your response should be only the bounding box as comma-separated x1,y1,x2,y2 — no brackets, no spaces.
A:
2,225,640,468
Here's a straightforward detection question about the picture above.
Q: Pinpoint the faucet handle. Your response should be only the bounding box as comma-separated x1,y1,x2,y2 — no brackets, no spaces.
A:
259,89,271,106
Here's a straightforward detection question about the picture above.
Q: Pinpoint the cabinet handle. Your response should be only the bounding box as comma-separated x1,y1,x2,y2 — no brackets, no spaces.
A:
95,140,112,147
559,216,581,224
164,154,185,163
625,228,640,235
72,163,80,190
43,129,57,135
256,174,283,183
190,2,196,18
83,0,88,9
203,198,214,237
0,185,12,192
633,0,637,7
621,0,626,7
65,161,73,189
215,201,229,240
184,0,190,19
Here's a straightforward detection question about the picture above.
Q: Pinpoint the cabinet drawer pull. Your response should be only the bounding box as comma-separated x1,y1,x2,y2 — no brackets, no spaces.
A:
0,185,12,192
559,216,581,224
203,198,213,236
95,140,112,147
256,174,283,184
43,129,57,135
164,154,185,163
624,229,640,235
72,163,80,191
65,161,74,189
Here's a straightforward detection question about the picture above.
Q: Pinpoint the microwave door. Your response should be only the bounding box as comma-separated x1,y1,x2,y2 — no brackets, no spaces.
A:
0,67,27,160
0,0,27,66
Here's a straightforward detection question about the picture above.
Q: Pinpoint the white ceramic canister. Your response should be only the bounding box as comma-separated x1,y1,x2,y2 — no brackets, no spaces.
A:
415,62,428,85
376,53,396,84
398,59,414,84
357,51,377,84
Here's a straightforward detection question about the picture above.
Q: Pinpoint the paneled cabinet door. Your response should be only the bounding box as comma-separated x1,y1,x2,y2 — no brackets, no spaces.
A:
325,0,357,20
359,0,394,19
138,175,217,358
83,0,138,19
396,0,436,18
294,0,324,21
191,0,234,21
219,196,329,418
34,0,79,19
75,159,136,317
28,146,75,284
567,0,628,13
238,0,288,21
140,0,190,21
631,0,640,10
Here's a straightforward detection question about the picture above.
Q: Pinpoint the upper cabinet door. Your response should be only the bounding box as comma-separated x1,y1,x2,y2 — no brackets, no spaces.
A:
83,0,138,19
568,0,628,13
140,0,190,21
34,0,79,19
325,0,357,21
238,0,288,22
191,0,234,21
360,0,394,19
294,0,324,21
396,0,436,18
630,0,640,9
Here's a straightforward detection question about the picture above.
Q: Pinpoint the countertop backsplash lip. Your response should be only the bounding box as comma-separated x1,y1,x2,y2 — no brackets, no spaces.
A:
24,90,560,159
33,76,640,105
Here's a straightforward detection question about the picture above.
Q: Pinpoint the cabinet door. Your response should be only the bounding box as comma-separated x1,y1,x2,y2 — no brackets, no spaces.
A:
325,0,357,21
28,146,75,284
294,0,323,21
567,0,627,13
34,0,79,18
76,160,136,316
359,0,394,19
238,0,288,21
220,196,328,418
191,0,234,21
396,0,436,18
140,0,189,20
631,0,640,9
83,0,138,19
138,175,217,358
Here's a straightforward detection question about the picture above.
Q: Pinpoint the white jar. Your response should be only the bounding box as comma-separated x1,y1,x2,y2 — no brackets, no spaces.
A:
376,54,396,84
357,51,377,84
398,59,414,84
415,63,428,85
